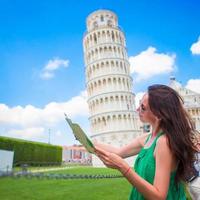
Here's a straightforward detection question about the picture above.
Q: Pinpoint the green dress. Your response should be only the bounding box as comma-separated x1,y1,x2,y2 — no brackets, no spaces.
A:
129,132,187,200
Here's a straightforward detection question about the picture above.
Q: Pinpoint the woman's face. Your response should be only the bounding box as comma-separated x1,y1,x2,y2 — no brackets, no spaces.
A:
137,94,157,124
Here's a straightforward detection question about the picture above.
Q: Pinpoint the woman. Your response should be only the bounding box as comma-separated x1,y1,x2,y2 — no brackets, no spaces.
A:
95,84,198,200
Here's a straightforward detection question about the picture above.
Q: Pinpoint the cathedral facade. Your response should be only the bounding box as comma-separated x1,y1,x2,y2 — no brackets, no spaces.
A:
169,77,200,132
169,76,200,145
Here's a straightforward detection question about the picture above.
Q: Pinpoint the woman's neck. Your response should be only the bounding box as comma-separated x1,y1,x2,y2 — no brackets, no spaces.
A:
152,128,161,137
151,120,161,137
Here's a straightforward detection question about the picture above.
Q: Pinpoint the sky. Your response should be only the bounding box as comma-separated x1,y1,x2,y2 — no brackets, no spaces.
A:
0,0,200,146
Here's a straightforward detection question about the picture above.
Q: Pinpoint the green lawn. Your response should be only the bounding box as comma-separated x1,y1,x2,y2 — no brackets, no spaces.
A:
0,167,131,200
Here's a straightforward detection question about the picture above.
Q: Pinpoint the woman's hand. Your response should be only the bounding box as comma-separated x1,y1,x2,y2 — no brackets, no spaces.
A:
94,146,129,174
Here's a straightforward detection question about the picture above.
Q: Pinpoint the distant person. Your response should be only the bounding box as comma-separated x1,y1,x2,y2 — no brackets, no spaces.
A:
95,84,198,200
188,145,200,200
194,152,200,176
194,144,200,176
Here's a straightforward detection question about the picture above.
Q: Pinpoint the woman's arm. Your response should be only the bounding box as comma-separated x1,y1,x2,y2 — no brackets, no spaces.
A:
95,135,175,200
94,133,149,158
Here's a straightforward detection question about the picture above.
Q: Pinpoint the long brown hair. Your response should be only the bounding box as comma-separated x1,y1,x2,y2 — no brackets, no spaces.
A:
148,84,198,183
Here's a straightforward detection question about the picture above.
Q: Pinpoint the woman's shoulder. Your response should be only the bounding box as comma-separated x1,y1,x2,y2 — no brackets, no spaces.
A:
155,134,178,171
156,134,169,148
158,133,167,141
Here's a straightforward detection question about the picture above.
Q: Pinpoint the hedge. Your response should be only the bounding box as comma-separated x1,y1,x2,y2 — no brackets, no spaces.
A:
0,136,62,165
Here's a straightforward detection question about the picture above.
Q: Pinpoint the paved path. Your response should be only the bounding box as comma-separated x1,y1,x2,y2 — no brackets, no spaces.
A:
30,166,74,173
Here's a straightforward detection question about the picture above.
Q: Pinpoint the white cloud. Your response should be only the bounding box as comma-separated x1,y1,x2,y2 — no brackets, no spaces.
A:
40,71,54,79
8,127,45,140
55,130,62,137
44,58,69,71
40,57,69,80
185,79,200,94
129,47,176,82
0,91,88,140
190,36,200,55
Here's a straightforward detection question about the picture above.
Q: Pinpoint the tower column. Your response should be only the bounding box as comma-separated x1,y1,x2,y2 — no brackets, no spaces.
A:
83,10,142,167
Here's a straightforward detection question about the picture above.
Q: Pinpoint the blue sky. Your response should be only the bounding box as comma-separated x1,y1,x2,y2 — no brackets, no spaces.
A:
0,0,200,146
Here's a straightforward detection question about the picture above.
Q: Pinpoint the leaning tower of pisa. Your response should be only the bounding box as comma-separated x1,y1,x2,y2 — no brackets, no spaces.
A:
83,10,142,166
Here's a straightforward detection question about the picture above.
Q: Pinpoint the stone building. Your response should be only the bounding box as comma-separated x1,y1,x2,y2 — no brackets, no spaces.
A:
62,145,92,165
83,10,142,166
169,76,200,132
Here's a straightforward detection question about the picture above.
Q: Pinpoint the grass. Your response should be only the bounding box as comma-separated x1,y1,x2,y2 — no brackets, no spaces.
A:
44,166,121,174
0,167,131,200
